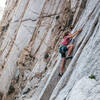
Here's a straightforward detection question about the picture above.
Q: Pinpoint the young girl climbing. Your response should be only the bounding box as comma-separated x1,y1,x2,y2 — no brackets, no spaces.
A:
59,29,82,76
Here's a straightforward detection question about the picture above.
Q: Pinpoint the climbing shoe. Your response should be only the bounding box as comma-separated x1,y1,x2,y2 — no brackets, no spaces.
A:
58,73,63,77
66,56,73,60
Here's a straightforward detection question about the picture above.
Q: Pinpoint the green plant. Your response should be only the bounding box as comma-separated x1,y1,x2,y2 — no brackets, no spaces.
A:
89,74,95,79
8,85,15,95
44,53,49,59
56,15,59,20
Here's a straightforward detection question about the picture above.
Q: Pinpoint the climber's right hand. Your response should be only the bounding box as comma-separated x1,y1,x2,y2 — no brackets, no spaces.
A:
78,29,82,32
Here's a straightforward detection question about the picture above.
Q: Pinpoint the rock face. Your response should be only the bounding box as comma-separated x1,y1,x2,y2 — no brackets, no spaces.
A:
65,77,100,100
0,0,100,100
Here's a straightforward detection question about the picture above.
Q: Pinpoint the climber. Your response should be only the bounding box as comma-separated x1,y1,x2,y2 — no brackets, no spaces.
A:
58,29,82,77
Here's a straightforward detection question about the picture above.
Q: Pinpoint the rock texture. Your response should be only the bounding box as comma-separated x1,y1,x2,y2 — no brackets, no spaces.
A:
0,0,100,100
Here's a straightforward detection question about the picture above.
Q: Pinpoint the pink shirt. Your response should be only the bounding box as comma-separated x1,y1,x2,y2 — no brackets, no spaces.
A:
61,36,70,45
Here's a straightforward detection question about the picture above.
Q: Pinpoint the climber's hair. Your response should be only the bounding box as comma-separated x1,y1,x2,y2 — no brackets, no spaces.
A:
63,31,70,37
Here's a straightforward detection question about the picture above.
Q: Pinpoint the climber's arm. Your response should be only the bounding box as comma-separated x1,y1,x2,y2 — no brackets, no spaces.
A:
67,29,82,38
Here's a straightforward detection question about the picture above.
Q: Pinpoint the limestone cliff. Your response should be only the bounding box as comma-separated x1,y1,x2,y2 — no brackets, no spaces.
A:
0,0,100,100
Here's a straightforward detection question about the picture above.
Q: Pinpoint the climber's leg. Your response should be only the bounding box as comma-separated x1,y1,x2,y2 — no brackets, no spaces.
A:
67,44,74,56
59,45,67,76
59,57,65,76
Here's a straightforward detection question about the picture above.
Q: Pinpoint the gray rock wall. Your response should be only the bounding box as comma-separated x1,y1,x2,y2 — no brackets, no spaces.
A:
50,0,100,100
0,0,100,100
